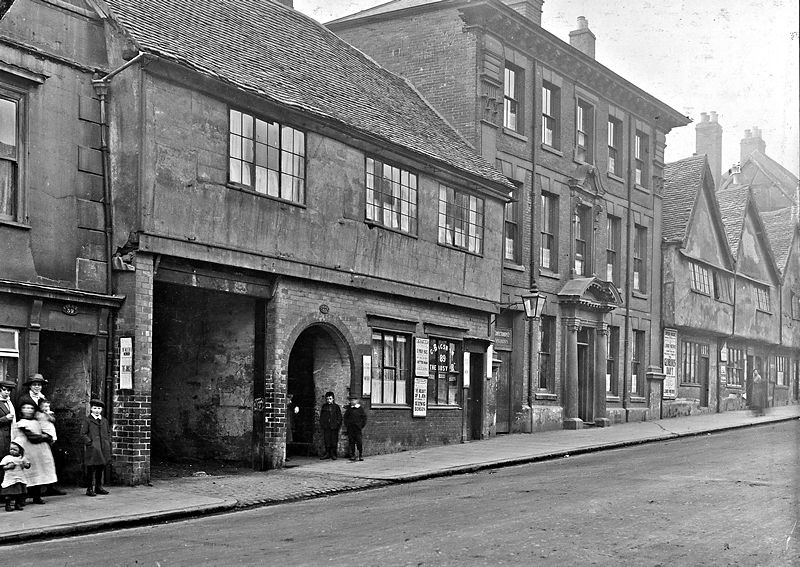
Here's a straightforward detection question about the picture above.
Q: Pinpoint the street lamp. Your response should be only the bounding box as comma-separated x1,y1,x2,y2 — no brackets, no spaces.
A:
521,285,546,320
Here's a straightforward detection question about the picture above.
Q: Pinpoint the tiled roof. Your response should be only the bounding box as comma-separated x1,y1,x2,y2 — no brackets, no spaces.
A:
716,183,752,257
748,150,799,196
662,155,707,242
760,208,796,273
102,0,512,190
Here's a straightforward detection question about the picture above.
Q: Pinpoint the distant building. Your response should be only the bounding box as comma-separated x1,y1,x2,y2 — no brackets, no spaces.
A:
329,0,689,431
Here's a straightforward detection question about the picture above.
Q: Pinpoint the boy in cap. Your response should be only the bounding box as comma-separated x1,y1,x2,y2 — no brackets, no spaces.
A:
318,391,342,460
343,395,367,462
80,399,112,496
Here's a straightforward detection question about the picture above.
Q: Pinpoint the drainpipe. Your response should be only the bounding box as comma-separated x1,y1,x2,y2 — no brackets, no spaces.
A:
91,52,146,418
622,119,634,420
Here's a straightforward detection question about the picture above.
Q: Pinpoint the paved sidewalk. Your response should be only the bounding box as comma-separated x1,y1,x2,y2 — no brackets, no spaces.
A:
1,406,797,544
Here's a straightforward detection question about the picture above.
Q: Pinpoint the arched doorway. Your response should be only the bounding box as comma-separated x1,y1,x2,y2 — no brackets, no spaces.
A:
286,324,351,457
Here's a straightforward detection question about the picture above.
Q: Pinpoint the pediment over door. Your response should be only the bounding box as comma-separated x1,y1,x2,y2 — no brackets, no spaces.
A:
558,277,622,313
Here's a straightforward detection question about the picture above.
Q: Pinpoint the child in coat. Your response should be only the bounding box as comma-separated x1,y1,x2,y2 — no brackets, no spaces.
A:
80,399,112,497
318,391,342,460
1,441,31,511
343,396,367,461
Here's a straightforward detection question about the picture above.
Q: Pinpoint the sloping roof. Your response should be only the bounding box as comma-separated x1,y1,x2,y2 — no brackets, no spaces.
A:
760,208,796,273
662,155,707,242
329,0,445,23
101,0,512,190
716,183,751,257
748,150,799,200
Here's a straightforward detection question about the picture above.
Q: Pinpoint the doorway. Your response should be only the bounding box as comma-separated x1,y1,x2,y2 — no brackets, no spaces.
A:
495,350,512,433
468,353,484,440
699,344,710,407
577,328,593,423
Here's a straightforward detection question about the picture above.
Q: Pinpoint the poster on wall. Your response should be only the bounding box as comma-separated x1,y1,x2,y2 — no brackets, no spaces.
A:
413,377,428,417
719,364,727,386
415,338,429,377
663,328,677,399
361,355,371,397
119,337,133,390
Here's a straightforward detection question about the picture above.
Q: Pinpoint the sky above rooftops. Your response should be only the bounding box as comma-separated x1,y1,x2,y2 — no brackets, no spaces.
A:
297,0,799,176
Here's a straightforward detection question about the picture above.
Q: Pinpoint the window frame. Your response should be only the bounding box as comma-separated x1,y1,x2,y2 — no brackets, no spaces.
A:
606,325,619,396
0,328,19,383
428,337,461,407
503,64,523,133
538,315,555,393
713,271,732,303
541,82,560,148
574,205,591,277
690,262,712,295
606,215,621,285
631,329,646,395
776,355,788,386
633,224,647,293
607,116,622,176
0,86,25,224
575,98,594,164
540,192,558,272
228,108,306,204
754,285,771,312
365,156,418,235
504,186,520,263
634,130,649,188
727,347,744,387
370,330,412,406
438,184,484,255
792,292,800,320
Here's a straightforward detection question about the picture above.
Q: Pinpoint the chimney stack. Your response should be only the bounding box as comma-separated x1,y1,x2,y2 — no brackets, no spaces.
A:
741,126,766,163
695,110,723,187
569,16,596,58
501,0,544,25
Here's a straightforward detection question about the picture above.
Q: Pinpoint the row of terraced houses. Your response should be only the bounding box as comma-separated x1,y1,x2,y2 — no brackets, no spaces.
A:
1,0,797,485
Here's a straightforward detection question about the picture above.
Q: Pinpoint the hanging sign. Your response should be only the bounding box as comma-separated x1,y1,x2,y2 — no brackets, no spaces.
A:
413,377,428,417
415,338,429,377
662,328,677,399
119,337,133,389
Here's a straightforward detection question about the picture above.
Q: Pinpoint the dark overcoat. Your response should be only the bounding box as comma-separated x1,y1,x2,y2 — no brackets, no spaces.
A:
81,415,111,466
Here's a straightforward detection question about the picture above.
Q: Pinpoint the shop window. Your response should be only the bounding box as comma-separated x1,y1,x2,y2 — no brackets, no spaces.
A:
690,262,712,295
574,205,591,276
503,64,524,133
229,108,305,203
680,340,703,385
0,328,19,382
607,117,622,176
538,316,555,392
541,82,560,148
777,356,788,386
365,157,418,234
606,325,619,395
633,225,647,292
438,185,484,254
575,99,594,163
504,186,520,263
370,331,411,406
606,215,621,285
0,90,23,222
540,191,558,271
429,337,460,406
727,347,744,387
631,330,646,394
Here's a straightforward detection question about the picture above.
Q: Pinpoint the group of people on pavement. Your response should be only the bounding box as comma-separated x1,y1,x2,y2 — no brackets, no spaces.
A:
0,373,112,512
317,391,367,462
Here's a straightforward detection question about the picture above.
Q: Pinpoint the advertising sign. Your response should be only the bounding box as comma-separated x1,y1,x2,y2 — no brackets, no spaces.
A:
663,328,677,399
362,355,372,396
463,352,471,388
119,337,133,389
415,338,430,377
413,377,428,417
494,327,512,350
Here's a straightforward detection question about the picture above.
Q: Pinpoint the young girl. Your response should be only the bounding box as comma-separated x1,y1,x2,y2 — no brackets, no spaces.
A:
15,401,57,504
1,441,31,511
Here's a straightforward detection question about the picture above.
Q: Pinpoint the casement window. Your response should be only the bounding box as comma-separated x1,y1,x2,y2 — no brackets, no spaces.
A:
370,330,411,405
229,108,305,203
504,187,520,263
540,192,558,271
0,328,19,382
606,325,619,395
713,272,732,302
776,356,788,386
538,315,555,392
680,340,708,385
793,292,800,320
575,99,594,163
365,157,418,234
690,262,712,295
631,330,646,394
429,338,460,406
574,205,591,276
0,92,22,222
503,65,523,133
727,347,744,387
438,185,484,254
754,285,771,312
606,215,621,285
607,117,622,176
541,82,560,148
634,130,648,187
633,225,647,292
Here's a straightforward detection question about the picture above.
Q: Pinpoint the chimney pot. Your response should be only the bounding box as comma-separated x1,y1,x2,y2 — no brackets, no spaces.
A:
578,15,588,29
700,112,709,123
710,110,718,122
744,129,752,138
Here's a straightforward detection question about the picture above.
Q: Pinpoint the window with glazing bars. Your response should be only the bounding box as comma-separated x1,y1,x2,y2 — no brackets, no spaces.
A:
429,338,460,406
634,130,648,187
540,192,558,271
576,99,594,163
0,94,20,221
690,262,712,295
632,330,646,394
504,187,519,262
370,331,411,405
727,347,744,386
633,225,647,292
503,65,523,132
438,185,484,254
538,316,555,392
755,285,771,311
542,83,559,147
606,215,620,285
607,117,622,175
574,206,591,276
606,325,619,395
365,157,418,234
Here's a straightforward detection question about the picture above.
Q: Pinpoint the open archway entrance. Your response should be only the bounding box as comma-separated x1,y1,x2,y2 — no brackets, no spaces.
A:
287,324,351,458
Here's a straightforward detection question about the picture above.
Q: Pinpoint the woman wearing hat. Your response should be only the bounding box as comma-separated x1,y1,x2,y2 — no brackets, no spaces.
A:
80,399,111,496
16,373,48,415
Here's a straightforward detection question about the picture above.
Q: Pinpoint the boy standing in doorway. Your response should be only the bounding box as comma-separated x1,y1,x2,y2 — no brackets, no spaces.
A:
318,391,342,460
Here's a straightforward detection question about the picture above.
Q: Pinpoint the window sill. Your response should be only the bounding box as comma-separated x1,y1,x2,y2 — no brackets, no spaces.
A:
437,242,483,258
503,262,525,272
503,128,528,142
365,220,418,239
725,384,743,390
605,395,621,403
690,289,711,298
427,405,462,410
679,383,700,388
631,290,648,300
540,144,563,157
538,269,560,281
755,309,773,316
634,183,650,194
628,396,646,404
534,392,557,400
607,172,624,184
0,218,31,230
225,182,307,208
370,404,412,410
774,385,789,390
